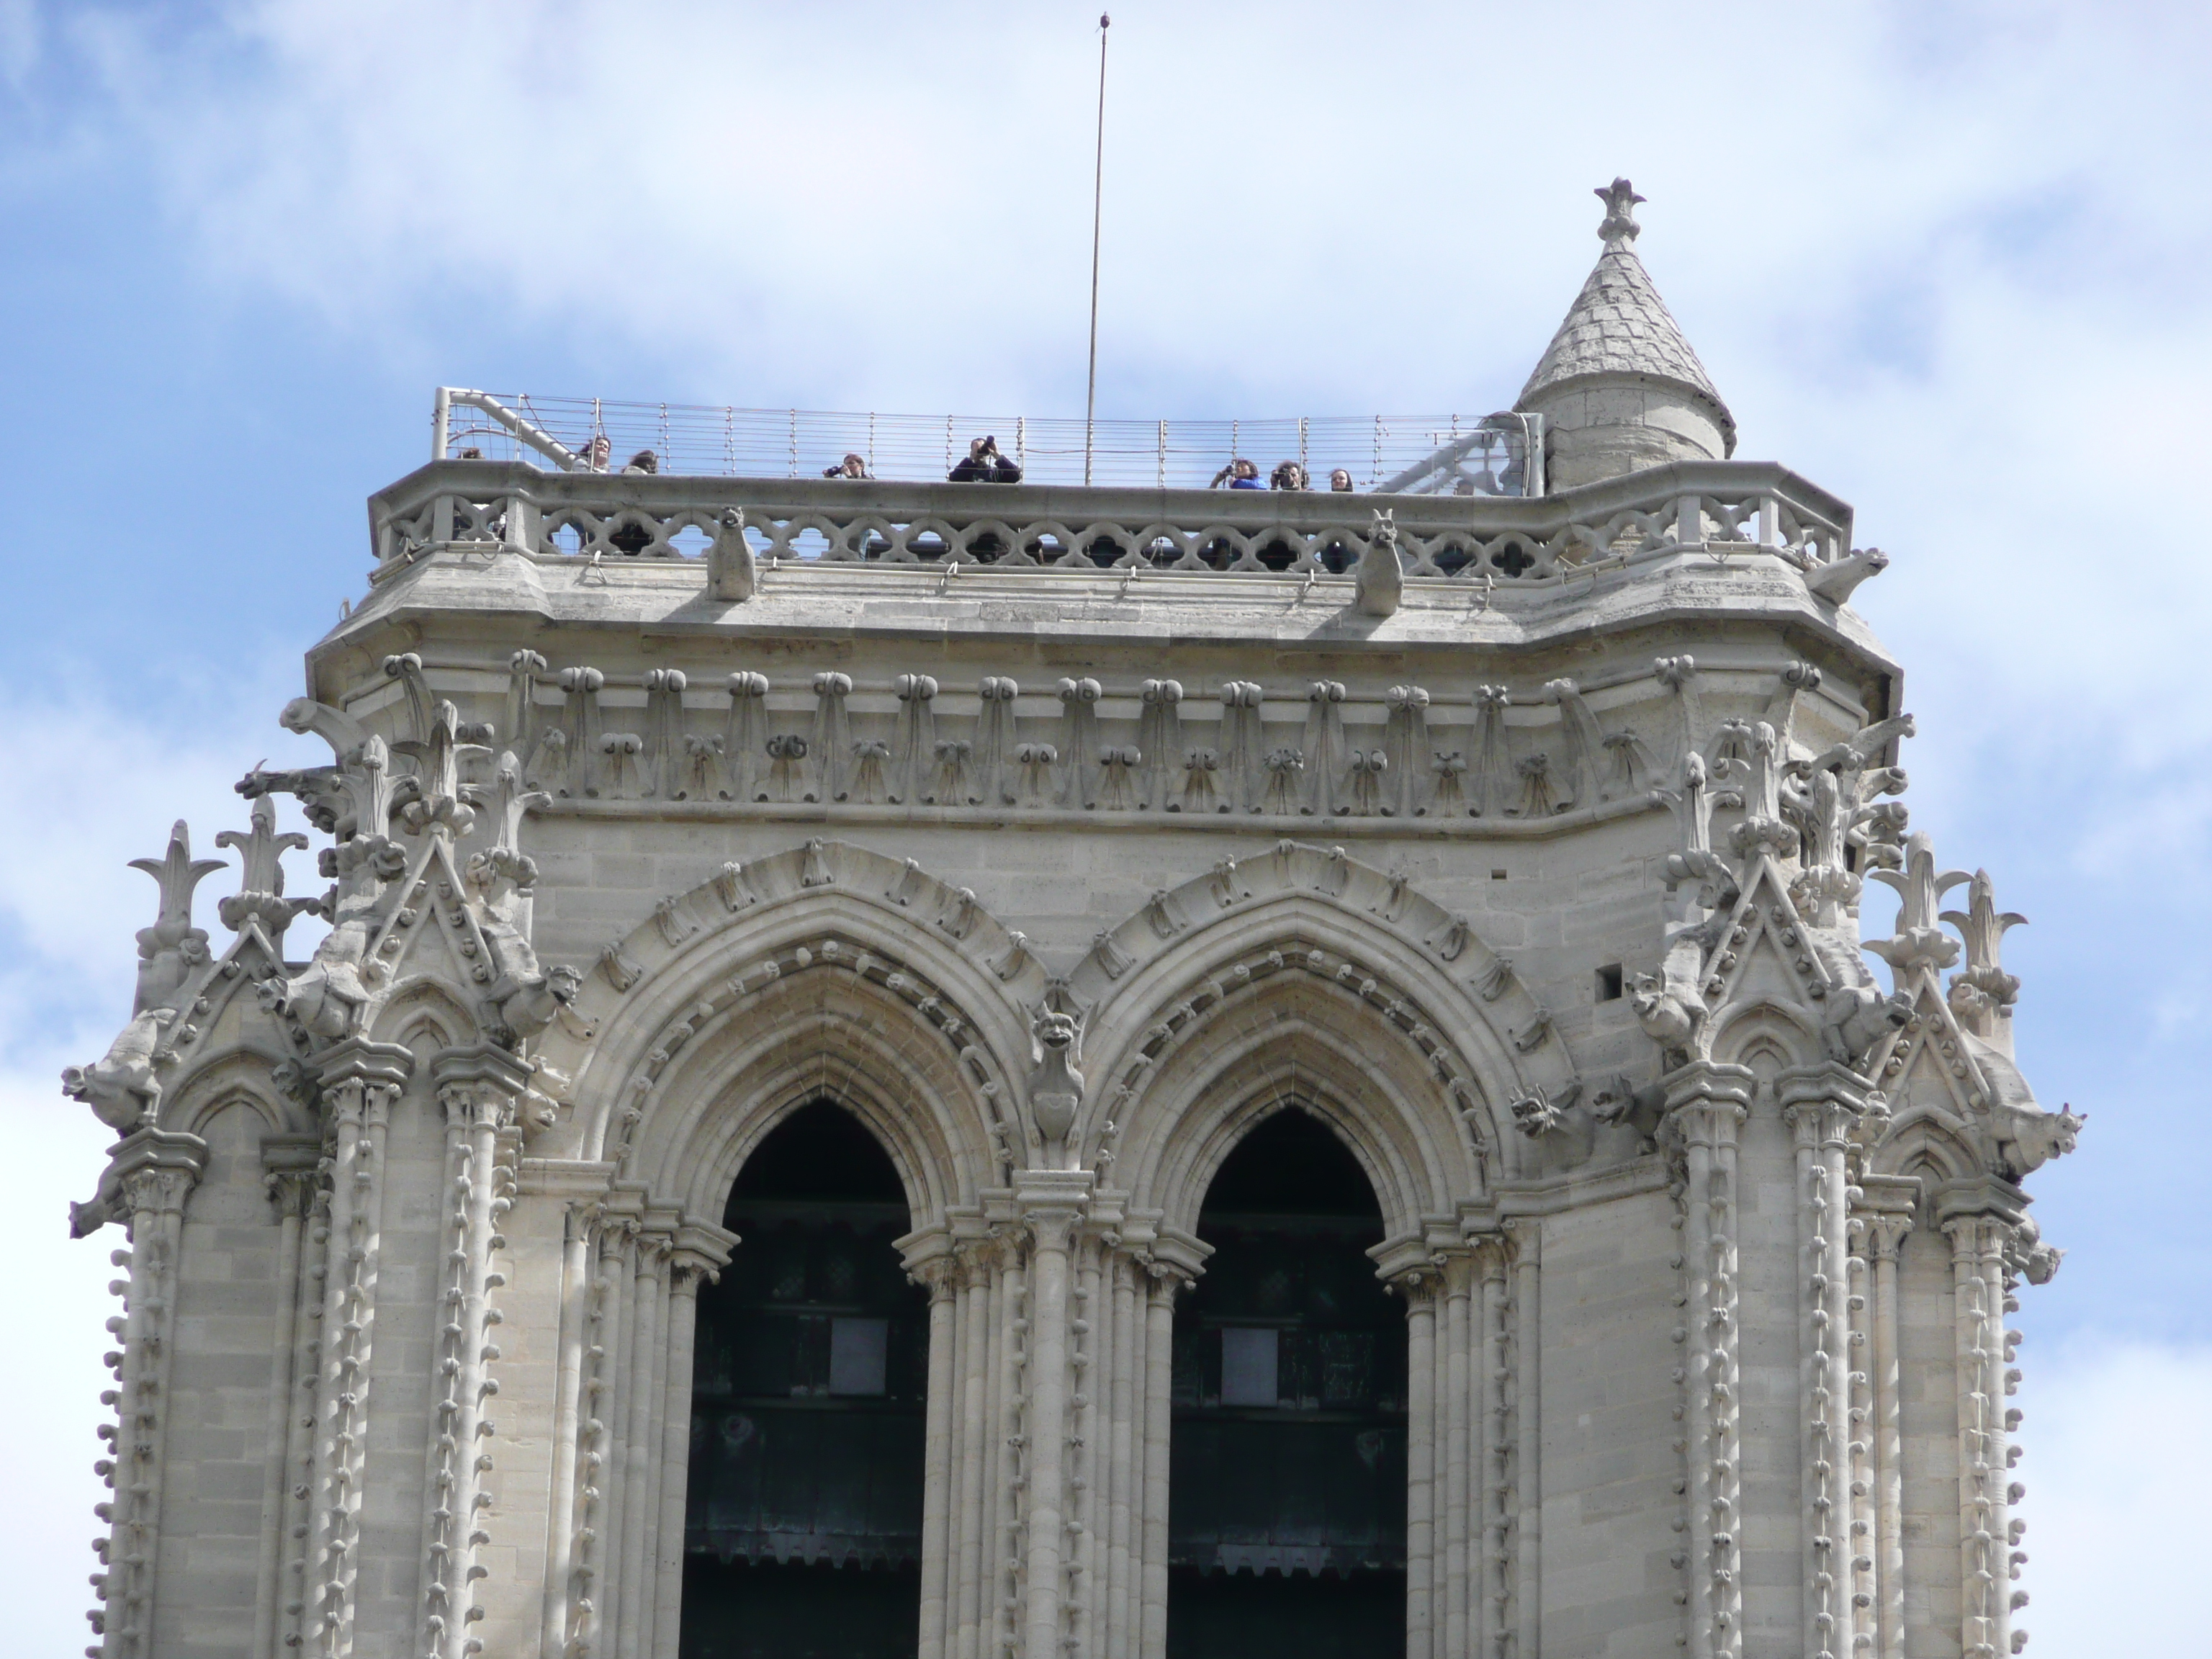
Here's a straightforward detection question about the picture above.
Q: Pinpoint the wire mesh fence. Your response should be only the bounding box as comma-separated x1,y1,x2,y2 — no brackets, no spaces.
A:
433,393,1537,496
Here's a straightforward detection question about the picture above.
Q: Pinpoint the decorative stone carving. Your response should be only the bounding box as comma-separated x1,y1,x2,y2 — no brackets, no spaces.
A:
1056,677,1102,809
1303,681,1349,816
1804,544,1889,606
1135,680,1183,809
216,795,314,943
62,1007,178,1130
725,671,770,801
1469,685,1514,817
976,675,1020,806
127,819,224,1015
891,673,938,804
1354,508,1403,616
1869,832,1969,979
709,504,757,600
1216,681,1264,812
1944,868,2027,1035
810,671,853,803
1382,685,1431,817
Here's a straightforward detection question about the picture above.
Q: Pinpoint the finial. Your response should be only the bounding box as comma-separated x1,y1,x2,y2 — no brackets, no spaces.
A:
1596,177,1646,248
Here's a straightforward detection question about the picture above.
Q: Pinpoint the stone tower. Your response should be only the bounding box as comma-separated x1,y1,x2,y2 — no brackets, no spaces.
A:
62,183,2074,1659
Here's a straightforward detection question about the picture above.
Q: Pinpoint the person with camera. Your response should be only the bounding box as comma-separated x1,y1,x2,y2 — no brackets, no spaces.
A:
948,434,1022,483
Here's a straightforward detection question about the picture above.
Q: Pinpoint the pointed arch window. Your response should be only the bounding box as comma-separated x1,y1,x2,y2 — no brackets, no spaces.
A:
680,1102,927,1658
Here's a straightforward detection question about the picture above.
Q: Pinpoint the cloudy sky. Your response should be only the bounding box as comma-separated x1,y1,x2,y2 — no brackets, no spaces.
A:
3,3,2206,1652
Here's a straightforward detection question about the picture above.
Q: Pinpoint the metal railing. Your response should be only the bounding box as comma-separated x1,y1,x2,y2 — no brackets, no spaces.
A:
369,457,1854,585
430,390,1541,497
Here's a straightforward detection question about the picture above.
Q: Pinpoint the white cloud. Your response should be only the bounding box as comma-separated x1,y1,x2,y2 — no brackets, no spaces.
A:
2011,1337,2212,1656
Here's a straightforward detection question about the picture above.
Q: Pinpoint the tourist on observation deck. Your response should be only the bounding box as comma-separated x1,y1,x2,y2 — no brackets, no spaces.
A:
1329,467,1355,492
624,449,659,475
580,433,612,472
1269,461,1309,490
948,435,1023,484
824,453,871,480
1210,457,1262,489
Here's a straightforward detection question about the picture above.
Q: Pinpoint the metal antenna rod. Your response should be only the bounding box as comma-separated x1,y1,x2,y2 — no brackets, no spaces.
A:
1084,13,1111,486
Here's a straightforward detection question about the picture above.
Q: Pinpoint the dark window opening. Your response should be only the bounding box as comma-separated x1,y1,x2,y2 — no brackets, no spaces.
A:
680,1103,925,1659
1169,1109,1407,1659
1596,963,1624,1002
1490,868,1508,881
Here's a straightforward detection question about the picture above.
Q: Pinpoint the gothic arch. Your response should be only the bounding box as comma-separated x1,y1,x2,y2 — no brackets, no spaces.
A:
1066,884,1557,1194
166,1052,300,1140
1126,1007,1449,1247
1705,997,1823,1072
544,841,1038,1229
622,962,1002,1228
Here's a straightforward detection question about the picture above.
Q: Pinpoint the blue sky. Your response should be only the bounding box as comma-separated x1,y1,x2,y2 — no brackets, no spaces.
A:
3,4,2207,1653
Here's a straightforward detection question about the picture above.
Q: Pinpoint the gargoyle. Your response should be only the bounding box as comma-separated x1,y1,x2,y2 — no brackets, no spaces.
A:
487,961,582,1048
1989,1101,2083,1182
1355,509,1403,617
1592,1074,1668,1146
1820,979,1912,1069
1629,971,1704,1058
1803,545,1889,607
710,505,757,602
1026,1003,1086,1155
62,1006,179,1131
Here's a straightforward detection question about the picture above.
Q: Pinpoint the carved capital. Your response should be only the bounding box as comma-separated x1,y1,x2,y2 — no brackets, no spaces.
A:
104,1125,210,1224
1866,1214,1913,1263
431,1041,537,1133
1663,1061,1755,1148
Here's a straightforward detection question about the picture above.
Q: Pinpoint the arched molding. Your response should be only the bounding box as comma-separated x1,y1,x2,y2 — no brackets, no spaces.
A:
164,1051,302,1141
1705,997,1822,1072
367,976,480,1053
540,838,1037,1101
1866,1110,1979,1187
1123,1010,1455,1249
619,966,1000,1228
1071,857,1570,1181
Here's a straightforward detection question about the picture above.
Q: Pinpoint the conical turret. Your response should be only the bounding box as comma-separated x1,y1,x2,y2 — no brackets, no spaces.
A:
1516,180,1735,490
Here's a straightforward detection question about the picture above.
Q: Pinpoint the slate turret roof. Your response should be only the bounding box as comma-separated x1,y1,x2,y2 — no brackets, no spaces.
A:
1517,180,1735,452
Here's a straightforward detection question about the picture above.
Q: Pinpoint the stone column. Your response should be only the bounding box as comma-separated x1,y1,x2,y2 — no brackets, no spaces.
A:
540,1200,601,1659
1442,1249,1475,1659
650,1252,710,1659
993,1235,1026,1659
1782,1066,1870,1659
1667,1063,1751,1659
95,1127,208,1659
952,1238,994,1659
1473,1236,1511,1659
255,1156,319,1659
1397,1264,1439,1659
1014,1171,1092,1659
1103,1250,1139,1659
1944,1215,2009,1659
1866,1213,1911,1659
1503,1217,1542,1659
912,1250,961,1659
422,1043,533,1659
621,1234,671,1659
1136,1259,1189,1659
305,1038,412,1659
598,1223,642,1653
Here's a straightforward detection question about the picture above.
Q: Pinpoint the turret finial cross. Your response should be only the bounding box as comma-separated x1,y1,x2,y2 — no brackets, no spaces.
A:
1596,176,1646,248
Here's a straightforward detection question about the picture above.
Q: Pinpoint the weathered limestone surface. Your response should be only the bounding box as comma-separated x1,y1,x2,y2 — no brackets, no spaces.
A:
59,185,2074,1659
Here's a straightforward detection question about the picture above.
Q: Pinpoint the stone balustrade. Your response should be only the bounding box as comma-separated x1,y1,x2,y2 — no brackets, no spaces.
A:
369,456,1854,585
